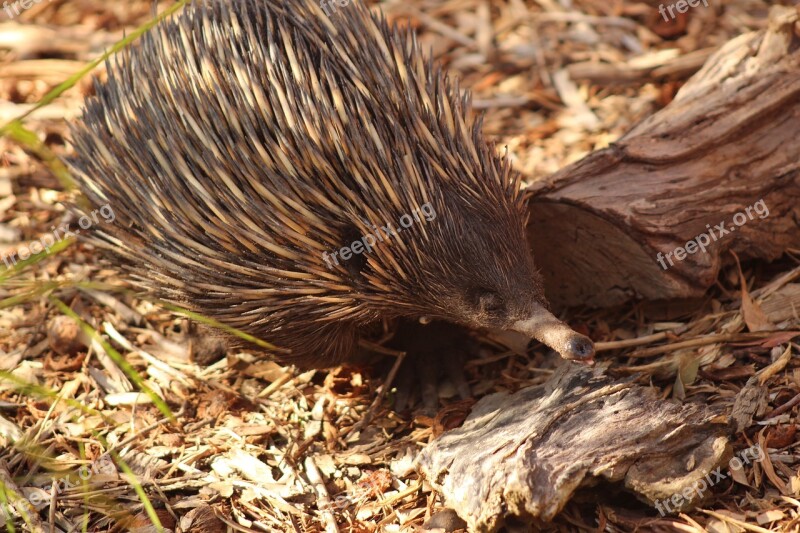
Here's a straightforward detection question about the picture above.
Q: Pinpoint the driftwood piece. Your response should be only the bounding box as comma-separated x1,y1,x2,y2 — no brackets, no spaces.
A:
416,364,731,532
526,6,800,308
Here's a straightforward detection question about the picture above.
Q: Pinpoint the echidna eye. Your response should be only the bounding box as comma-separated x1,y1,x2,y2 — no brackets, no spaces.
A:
469,287,504,316
480,292,505,315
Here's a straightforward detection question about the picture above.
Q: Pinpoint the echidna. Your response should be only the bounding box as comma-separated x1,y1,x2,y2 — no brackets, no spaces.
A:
69,0,594,371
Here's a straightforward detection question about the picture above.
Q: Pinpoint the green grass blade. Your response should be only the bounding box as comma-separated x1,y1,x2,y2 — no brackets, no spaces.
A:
0,370,109,422
0,0,190,135
109,451,164,533
157,300,289,354
49,298,175,421
2,122,75,191
0,239,74,285
0,282,60,310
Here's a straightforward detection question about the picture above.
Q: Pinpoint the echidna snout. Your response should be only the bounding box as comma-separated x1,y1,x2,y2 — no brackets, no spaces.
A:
513,304,595,362
451,276,594,362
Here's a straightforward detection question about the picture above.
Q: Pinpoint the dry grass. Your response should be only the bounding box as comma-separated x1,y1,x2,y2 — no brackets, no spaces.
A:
1,0,799,531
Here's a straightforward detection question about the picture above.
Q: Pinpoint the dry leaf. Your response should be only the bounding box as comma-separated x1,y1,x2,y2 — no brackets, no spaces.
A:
734,256,773,332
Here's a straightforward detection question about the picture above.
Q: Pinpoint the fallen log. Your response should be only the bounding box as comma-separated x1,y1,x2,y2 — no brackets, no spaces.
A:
526,6,800,308
416,363,736,532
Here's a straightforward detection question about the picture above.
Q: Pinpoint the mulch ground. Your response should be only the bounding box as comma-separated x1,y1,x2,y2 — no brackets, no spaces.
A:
1,0,799,531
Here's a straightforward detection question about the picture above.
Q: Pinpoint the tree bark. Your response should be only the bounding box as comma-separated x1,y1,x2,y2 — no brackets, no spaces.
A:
416,363,734,532
526,6,800,309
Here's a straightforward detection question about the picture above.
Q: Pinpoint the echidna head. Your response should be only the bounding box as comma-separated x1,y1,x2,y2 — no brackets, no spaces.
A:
447,228,594,362
380,182,595,363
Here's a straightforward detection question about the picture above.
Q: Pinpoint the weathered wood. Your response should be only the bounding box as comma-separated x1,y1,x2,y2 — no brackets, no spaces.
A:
527,6,800,308
416,363,732,532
